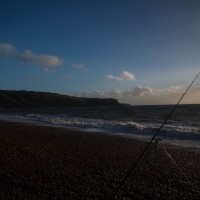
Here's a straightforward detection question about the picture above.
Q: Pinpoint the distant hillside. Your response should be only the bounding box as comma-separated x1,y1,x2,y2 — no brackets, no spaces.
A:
0,90,122,108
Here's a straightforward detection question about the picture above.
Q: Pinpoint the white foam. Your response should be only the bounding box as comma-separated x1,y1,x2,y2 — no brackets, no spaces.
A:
0,113,200,148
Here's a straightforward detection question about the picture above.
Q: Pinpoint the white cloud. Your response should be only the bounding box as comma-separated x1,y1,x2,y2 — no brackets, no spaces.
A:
72,63,85,69
106,71,136,81
106,75,123,81
72,84,200,105
108,86,152,98
0,43,63,67
73,85,152,100
156,85,184,95
170,85,183,90
121,71,135,80
110,89,123,97
73,91,105,98
130,85,152,96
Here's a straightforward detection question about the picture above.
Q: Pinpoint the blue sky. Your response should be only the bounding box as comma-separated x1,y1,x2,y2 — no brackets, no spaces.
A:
0,0,200,105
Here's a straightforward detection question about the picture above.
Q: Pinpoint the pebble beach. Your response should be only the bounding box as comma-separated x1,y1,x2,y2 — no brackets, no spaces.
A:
0,120,200,199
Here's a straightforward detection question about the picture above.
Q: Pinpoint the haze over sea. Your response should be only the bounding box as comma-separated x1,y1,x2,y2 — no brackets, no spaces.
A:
1,104,200,148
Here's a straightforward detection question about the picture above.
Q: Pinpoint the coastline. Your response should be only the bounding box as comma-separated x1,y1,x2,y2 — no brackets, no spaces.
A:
0,120,200,199
1,112,200,149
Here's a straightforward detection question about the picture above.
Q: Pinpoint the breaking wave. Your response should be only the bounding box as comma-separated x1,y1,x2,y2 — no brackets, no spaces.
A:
1,112,200,148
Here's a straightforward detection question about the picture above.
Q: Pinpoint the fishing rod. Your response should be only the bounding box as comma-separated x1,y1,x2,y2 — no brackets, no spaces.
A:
113,72,200,200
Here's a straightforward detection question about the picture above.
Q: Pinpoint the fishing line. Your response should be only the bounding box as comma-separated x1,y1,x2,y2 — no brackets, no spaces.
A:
113,72,200,200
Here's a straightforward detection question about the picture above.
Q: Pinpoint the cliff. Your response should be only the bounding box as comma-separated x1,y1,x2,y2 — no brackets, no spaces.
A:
0,90,122,108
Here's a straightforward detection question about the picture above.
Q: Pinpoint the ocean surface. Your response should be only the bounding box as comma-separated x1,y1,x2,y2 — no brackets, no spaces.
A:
0,104,200,148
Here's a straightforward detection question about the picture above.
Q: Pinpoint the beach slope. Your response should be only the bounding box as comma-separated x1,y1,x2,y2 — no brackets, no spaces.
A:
0,120,200,199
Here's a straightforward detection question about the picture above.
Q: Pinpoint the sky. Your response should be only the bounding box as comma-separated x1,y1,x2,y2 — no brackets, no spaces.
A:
0,0,200,105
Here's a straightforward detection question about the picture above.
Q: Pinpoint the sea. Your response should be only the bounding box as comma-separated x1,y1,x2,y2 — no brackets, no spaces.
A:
0,104,200,148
